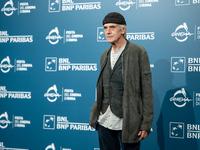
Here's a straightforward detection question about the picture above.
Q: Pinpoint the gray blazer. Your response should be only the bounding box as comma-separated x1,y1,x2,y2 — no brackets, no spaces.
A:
89,40,154,143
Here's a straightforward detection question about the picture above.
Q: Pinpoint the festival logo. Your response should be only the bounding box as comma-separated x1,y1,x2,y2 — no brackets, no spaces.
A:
1,0,17,16
0,56,33,73
46,27,63,45
171,22,194,42
44,85,62,102
1,0,36,16
169,87,200,107
0,112,12,129
116,0,135,11
44,85,82,102
115,0,159,9
0,112,30,129
170,122,184,139
46,28,83,44
0,56,14,73
170,88,192,107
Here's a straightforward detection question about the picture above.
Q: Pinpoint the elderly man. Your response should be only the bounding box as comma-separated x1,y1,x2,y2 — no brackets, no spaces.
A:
89,12,154,150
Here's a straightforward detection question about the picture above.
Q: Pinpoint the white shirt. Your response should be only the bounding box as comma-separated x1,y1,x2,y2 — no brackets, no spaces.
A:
98,43,126,130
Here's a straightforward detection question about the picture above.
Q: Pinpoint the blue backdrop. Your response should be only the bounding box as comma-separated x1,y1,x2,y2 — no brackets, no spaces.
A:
0,0,200,150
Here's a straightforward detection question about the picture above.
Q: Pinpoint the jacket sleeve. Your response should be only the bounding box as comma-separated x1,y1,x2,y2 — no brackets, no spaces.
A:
140,51,154,133
89,101,98,130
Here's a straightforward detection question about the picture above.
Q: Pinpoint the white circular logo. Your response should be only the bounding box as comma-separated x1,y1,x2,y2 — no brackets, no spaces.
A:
44,85,61,102
46,27,63,45
171,23,194,42
0,56,14,73
0,112,12,129
1,0,17,16
170,88,192,107
116,0,135,11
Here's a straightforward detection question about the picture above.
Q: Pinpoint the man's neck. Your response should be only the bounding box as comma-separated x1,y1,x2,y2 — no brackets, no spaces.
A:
111,38,126,53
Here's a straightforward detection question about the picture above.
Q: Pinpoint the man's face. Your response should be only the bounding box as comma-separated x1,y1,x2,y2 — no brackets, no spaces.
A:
103,23,125,44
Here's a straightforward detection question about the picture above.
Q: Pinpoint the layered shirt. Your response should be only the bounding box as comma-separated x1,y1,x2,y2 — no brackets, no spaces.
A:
97,43,126,130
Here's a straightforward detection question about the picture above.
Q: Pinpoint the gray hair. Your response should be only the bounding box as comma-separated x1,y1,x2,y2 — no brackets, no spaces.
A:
118,25,127,39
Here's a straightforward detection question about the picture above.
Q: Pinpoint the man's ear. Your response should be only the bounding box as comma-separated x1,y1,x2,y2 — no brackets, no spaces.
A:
122,25,126,34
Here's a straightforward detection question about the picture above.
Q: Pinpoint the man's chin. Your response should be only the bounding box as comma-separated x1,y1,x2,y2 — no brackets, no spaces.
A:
106,39,114,44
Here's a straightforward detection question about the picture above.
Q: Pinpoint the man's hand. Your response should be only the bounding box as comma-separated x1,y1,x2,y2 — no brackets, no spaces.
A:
138,130,149,141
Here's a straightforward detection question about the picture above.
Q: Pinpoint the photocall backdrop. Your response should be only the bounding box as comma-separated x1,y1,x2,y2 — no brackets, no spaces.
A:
0,0,200,150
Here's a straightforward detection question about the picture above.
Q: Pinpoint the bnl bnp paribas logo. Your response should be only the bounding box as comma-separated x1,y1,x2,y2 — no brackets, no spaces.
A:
44,85,82,102
1,0,36,16
48,0,101,12
171,57,200,73
0,31,33,43
0,86,31,99
43,115,95,131
170,122,200,139
171,57,186,73
170,122,185,139
46,27,83,44
45,57,97,71
175,0,200,6
97,27,155,42
0,56,33,73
